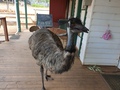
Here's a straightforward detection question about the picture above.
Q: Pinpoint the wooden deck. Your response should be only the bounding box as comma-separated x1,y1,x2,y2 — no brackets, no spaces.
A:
0,31,120,90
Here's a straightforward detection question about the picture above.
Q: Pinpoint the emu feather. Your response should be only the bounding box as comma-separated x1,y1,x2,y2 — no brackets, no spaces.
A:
29,29,74,73
28,17,89,90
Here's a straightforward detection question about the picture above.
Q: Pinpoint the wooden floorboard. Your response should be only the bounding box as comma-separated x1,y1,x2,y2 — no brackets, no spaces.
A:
0,31,119,90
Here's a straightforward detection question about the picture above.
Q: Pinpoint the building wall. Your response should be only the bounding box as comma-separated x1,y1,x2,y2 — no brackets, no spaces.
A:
76,0,94,64
79,0,120,66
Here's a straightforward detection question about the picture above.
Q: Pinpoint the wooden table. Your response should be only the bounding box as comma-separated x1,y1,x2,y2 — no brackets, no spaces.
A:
0,17,9,41
48,28,67,44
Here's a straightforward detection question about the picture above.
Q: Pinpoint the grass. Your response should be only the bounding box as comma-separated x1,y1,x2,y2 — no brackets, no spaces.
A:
31,4,48,8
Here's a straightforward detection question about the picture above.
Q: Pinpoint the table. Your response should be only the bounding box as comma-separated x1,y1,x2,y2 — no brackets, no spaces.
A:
0,17,9,41
48,28,67,45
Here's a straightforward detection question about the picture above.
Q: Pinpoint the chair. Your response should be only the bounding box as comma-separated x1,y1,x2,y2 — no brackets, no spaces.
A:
36,14,53,28
58,19,68,30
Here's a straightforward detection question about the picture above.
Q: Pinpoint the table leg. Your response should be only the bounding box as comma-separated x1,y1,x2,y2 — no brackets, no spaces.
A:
1,18,9,41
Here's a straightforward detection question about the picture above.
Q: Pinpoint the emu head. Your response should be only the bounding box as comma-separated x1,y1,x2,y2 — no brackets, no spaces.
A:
58,17,89,33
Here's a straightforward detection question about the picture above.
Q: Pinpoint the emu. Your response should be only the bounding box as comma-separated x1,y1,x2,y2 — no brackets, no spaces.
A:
28,17,89,90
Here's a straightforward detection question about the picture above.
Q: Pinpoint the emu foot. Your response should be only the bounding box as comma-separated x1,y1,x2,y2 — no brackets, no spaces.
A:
45,75,54,81
41,86,46,90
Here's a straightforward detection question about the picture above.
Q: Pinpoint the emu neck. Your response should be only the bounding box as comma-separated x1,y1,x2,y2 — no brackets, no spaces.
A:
65,29,77,53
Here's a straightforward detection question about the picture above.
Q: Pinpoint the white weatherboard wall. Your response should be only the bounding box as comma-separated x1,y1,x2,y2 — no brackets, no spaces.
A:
79,0,120,66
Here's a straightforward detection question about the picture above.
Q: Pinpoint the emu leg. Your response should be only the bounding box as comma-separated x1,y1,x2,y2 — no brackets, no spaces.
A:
40,65,46,90
45,70,54,81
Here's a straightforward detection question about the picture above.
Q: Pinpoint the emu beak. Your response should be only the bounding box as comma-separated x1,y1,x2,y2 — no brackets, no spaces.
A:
71,24,89,33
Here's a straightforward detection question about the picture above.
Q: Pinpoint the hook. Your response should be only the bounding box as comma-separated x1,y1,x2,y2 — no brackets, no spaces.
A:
107,24,110,30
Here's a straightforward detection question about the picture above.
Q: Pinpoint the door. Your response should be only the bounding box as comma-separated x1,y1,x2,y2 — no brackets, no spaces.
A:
50,0,68,24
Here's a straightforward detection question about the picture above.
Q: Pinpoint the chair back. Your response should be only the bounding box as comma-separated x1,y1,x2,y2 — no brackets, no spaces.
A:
36,14,53,28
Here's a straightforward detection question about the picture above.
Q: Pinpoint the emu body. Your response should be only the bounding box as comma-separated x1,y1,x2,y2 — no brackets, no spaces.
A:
29,29,75,74
28,18,89,90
